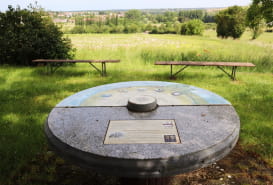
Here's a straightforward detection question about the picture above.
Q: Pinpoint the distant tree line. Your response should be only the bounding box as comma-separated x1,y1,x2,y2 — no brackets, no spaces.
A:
66,0,272,39
68,9,213,35
178,10,215,23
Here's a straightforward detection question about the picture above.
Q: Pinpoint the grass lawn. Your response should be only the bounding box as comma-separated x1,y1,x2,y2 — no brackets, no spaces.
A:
0,31,272,184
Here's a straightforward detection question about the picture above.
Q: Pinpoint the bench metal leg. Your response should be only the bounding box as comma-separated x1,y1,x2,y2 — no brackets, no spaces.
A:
46,63,51,74
102,62,106,76
89,62,107,76
173,65,189,77
217,66,237,80
46,63,62,74
170,65,173,78
170,65,189,79
46,63,54,74
232,66,237,80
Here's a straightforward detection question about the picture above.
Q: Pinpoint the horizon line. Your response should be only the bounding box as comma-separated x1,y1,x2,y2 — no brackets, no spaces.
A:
45,6,232,12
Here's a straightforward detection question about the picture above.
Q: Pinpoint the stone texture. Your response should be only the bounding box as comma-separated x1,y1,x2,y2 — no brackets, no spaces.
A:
46,105,240,177
45,81,239,178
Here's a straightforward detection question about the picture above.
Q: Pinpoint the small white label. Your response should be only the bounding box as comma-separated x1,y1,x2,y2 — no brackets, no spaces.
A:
163,121,174,128
109,132,124,138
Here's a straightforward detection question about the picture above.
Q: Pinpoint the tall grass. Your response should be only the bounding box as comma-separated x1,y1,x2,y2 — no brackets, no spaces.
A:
69,31,273,72
0,31,272,183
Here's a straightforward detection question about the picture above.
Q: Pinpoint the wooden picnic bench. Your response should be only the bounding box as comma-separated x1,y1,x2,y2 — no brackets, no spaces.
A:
32,59,120,76
155,61,255,80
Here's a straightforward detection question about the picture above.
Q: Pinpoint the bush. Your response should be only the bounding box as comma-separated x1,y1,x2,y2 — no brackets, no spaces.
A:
150,26,158,34
216,6,246,39
181,19,204,35
144,24,153,32
95,25,111,33
149,23,181,34
174,23,182,34
110,25,125,33
157,24,167,34
0,6,75,66
124,24,139,33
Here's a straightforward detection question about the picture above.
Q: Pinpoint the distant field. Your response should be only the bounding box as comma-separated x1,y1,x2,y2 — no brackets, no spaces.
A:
0,31,272,184
69,30,273,72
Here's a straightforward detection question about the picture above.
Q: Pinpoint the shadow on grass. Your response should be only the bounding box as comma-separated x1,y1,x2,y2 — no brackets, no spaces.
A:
32,66,89,77
0,76,6,84
145,70,221,81
0,73,105,183
0,77,58,182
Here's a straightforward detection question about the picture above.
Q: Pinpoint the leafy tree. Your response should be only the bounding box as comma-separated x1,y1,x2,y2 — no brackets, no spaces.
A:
99,11,107,15
75,16,85,26
246,0,273,39
178,10,204,22
157,24,167,34
215,6,246,39
85,15,95,25
113,14,119,26
246,3,265,39
125,10,142,22
156,12,177,23
150,26,159,34
203,12,215,23
181,19,204,35
0,5,75,66
252,0,273,24
97,25,111,33
110,25,124,33
124,24,139,33
144,24,153,32
70,25,87,33
155,14,166,23
174,23,182,34
164,12,177,22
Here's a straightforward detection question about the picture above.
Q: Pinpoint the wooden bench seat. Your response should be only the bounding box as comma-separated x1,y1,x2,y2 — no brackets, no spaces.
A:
32,59,120,76
155,61,255,80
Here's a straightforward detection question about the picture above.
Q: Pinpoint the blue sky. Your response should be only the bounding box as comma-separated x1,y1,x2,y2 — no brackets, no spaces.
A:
0,0,252,12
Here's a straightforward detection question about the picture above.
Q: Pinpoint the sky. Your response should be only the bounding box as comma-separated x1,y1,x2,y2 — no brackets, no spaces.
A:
0,0,252,12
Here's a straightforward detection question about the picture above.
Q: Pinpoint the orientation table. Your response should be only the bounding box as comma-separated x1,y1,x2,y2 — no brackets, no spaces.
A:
45,81,240,185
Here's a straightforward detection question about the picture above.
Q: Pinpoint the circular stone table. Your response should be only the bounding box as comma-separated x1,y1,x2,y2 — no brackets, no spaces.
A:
45,81,240,183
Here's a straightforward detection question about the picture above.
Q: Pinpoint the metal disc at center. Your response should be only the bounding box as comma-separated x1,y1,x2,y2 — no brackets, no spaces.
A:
127,95,157,112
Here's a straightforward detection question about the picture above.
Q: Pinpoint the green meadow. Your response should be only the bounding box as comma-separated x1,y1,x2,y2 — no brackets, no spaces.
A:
0,30,272,183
